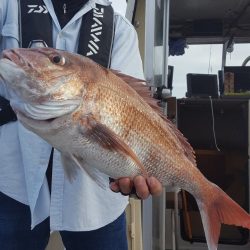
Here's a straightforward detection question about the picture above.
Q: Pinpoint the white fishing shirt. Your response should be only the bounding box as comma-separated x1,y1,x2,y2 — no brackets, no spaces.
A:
0,0,144,230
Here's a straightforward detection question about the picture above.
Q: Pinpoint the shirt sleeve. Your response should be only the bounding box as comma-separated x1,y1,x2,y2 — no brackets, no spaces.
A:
0,1,4,53
0,3,6,98
110,13,145,79
0,0,19,99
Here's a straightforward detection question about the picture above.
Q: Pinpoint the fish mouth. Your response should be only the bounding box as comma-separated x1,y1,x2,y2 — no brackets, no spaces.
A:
11,99,80,122
13,107,56,123
13,107,60,137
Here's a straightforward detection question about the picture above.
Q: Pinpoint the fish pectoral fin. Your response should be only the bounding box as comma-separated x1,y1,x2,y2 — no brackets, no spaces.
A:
78,114,147,177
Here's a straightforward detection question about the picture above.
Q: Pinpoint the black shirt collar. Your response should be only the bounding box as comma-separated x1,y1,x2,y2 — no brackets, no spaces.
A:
51,0,89,28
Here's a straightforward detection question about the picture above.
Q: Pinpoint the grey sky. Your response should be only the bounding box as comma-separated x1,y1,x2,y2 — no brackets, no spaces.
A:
111,3,250,99
169,44,250,98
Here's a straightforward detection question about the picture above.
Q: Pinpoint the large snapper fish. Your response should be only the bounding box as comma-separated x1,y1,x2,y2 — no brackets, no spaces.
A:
0,47,250,250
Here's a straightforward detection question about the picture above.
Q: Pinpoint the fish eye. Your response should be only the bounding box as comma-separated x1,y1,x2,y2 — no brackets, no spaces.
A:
51,55,65,65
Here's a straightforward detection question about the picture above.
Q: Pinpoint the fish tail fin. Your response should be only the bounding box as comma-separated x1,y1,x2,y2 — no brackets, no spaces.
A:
196,183,250,250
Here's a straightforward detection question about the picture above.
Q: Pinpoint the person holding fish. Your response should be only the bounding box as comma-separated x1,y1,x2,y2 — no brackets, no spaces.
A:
0,0,162,250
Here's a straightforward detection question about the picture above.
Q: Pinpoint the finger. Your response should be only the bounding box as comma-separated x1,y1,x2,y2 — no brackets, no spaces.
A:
118,178,133,195
109,179,120,193
147,176,163,196
129,186,141,199
134,176,150,199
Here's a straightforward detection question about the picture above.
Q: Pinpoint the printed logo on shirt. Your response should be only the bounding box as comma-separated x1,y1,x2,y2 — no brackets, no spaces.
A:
27,5,48,14
86,7,104,56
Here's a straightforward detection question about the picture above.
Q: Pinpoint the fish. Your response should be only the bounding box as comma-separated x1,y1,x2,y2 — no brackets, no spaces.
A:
0,47,250,250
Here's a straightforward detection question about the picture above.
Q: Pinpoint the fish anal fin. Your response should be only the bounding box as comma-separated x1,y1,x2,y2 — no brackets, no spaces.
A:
197,183,250,250
78,114,147,177
61,153,108,189
71,154,109,189
61,153,81,182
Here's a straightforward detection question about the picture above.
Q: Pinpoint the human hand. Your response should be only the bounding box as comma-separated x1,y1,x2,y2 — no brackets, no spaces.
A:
109,176,163,199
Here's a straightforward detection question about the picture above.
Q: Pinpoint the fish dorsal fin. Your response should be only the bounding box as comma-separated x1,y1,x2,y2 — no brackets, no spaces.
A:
77,113,148,177
111,70,196,166
110,70,156,106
